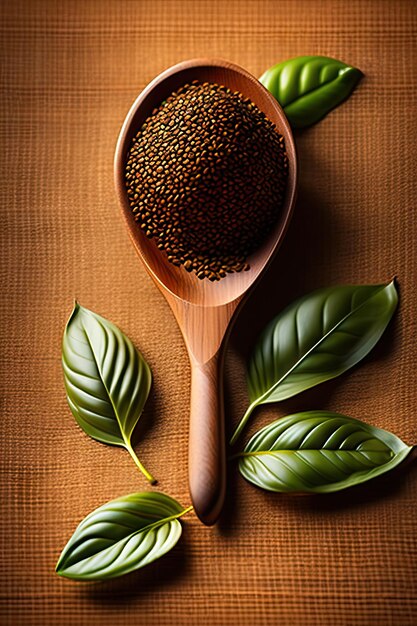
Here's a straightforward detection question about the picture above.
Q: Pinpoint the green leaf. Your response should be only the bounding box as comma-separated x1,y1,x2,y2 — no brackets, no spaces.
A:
260,55,363,128
230,282,398,444
56,492,192,580
237,411,412,493
62,303,155,483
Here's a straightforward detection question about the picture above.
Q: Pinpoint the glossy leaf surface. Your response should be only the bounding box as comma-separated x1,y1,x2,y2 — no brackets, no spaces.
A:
56,492,190,580
238,411,412,493
62,303,155,482
260,55,363,128
231,282,397,444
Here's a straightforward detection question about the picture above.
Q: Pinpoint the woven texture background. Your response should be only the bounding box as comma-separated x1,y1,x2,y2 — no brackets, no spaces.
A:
1,1,416,624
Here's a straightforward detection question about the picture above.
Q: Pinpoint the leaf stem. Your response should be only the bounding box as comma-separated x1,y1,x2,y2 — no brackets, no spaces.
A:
125,443,157,485
229,402,258,446
178,505,194,518
228,449,276,461
137,505,194,536
228,451,243,461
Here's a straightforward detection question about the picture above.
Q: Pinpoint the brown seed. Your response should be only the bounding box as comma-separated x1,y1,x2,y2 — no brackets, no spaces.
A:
125,80,288,281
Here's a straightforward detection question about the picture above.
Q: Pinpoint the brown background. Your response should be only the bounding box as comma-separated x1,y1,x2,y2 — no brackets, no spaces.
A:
1,1,416,624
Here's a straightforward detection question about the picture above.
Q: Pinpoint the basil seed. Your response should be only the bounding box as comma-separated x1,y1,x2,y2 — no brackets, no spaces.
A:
125,81,289,281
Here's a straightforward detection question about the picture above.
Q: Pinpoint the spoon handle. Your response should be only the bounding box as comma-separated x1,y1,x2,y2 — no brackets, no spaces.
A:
188,352,226,525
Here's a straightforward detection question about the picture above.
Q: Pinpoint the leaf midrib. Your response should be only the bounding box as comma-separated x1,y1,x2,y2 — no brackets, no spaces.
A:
80,315,128,447
239,449,394,458
252,284,387,406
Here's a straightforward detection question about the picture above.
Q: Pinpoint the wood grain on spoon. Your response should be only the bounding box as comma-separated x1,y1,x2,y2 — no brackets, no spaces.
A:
114,59,298,525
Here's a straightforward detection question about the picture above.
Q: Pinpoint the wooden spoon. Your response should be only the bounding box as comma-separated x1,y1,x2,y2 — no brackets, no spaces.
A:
114,59,297,525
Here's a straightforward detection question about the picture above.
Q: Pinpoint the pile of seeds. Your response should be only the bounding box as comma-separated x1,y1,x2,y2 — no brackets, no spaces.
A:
125,80,289,280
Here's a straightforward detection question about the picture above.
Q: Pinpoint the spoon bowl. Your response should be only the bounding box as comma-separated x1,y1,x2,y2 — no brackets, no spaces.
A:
115,59,297,524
